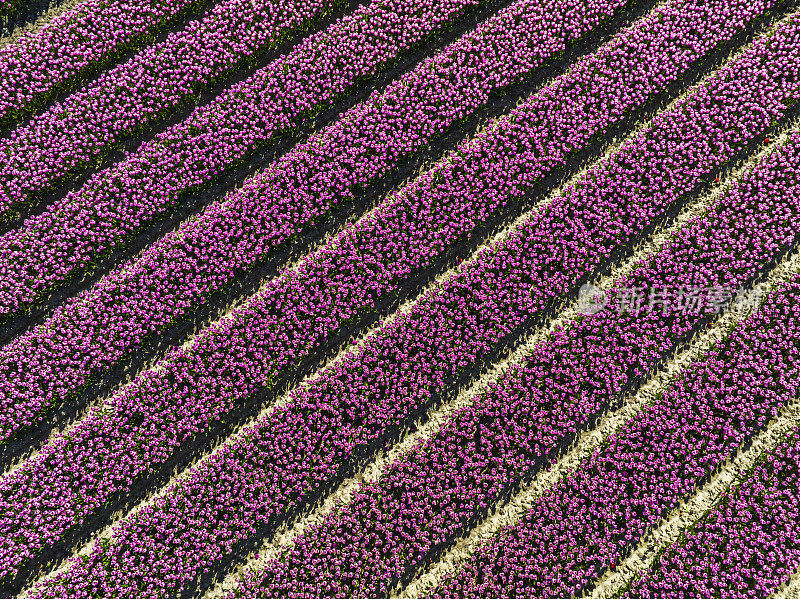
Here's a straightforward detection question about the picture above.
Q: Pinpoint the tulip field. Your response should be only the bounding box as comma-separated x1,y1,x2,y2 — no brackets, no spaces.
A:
2,0,800,597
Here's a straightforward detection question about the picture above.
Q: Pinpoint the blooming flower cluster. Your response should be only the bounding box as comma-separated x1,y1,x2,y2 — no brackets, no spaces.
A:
623,429,800,599
12,8,800,597
0,0,342,216
0,0,212,130
429,274,800,599
219,126,800,599
0,0,484,314
0,0,773,452
416,145,800,599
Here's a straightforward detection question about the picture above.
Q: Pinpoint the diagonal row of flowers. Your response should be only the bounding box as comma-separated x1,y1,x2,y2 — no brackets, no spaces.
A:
425,277,800,599
9,13,800,598
0,0,399,217
0,0,645,441
622,428,800,599
0,0,488,293
0,0,776,449
0,0,215,131
0,0,500,298
254,133,800,599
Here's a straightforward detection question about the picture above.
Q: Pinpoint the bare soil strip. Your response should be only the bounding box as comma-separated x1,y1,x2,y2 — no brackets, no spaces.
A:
771,565,800,599
0,0,83,46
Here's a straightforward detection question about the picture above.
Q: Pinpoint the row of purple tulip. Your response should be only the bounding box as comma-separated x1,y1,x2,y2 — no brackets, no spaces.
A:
12,10,800,597
0,0,641,443
0,0,765,451
0,0,484,314
0,0,346,217
623,429,800,599
290,130,800,597
428,270,800,599
223,128,800,599
0,0,644,570
0,0,214,130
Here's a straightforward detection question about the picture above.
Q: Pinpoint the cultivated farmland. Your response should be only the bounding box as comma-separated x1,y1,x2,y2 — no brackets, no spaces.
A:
1,0,800,597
